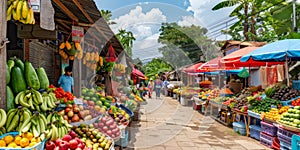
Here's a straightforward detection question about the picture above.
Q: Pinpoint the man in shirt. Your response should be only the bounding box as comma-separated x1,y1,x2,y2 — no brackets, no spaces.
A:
58,66,74,93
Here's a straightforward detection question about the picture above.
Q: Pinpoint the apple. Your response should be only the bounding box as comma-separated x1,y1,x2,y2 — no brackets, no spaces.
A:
106,120,113,126
101,117,107,123
69,139,78,150
74,137,83,145
103,126,108,132
45,141,56,150
109,124,117,129
77,143,85,149
59,141,70,150
99,123,104,128
68,130,77,139
55,139,63,145
106,130,112,136
53,147,60,150
62,135,72,142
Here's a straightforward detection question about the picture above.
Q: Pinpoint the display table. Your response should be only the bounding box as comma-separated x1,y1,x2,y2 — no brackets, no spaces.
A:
208,101,233,126
232,110,260,137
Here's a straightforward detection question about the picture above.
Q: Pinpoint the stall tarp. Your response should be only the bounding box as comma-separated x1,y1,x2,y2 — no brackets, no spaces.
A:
183,63,203,73
197,56,238,72
240,39,300,62
132,68,146,78
220,47,283,67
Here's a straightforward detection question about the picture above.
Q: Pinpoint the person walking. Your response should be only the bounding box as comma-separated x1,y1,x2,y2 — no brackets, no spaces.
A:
154,76,163,99
58,66,74,93
147,78,154,98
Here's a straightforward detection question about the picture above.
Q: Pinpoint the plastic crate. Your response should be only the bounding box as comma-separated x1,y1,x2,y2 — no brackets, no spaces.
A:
116,104,134,118
0,132,45,150
272,138,281,150
292,134,300,150
278,127,297,142
260,132,276,148
250,125,261,140
293,80,300,90
248,110,261,119
233,122,246,136
281,96,300,106
279,136,292,150
261,121,277,136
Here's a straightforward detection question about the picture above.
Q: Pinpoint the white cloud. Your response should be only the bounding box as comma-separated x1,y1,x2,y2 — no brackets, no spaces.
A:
178,16,203,27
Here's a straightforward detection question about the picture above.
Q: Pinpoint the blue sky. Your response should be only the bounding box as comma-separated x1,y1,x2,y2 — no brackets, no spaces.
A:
95,0,235,61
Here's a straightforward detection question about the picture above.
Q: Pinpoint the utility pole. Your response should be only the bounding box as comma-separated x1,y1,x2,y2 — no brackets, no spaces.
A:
293,0,297,32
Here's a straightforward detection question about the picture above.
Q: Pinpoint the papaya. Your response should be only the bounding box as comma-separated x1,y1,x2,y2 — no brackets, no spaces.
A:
13,57,24,73
6,86,15,111
6,64,10,85
11,66,27,94
7,59,14,72
25,61,40,90
36,67,49,89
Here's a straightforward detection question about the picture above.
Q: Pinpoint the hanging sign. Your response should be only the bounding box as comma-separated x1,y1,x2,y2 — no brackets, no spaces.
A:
72,26,84,43
30,0,41,12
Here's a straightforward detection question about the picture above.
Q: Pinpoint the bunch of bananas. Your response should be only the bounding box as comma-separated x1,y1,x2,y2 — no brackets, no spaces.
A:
41,92,58,112
6,107,32,132
75,42,83,60
0,109,7,136
114,64,126,73
45,112,71,140
7,0,35,24
15,89,47,111
83,51,100,70
19,112,47,138
59,41,78,61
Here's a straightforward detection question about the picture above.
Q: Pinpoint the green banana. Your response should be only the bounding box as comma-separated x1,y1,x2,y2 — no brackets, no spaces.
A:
47,113,53,124
0,109,7,128
7,113,20,132
33,90,43,104
20,118,31,133
6,109,18,129
40,101,48,112
19,92,31,108
32,125,39,137
50,124,58,141
38,117,45,133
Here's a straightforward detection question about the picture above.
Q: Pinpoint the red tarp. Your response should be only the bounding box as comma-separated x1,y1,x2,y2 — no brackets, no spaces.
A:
220,47,283,67
197,56,237,72
132,68,146,79
183,63,203,73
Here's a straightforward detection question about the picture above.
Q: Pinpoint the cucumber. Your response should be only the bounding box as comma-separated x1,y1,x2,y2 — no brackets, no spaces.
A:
13,57,24,73
6,64,10,85
6,86,15,111
11,66,27,94
25,61,40,90
36,67,49,89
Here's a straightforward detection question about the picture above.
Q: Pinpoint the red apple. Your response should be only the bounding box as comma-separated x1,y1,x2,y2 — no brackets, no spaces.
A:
103,126,108,132
69,130,77,139
59,141,70,150
46,141,56,150
62,135,72,142
69,139,78,150
106,120,113,126
53,147,60,150
77,143,85,149
99,123,104,128
55,139,63,145
101,117,107,123
74,137,83,145
106,130,112,136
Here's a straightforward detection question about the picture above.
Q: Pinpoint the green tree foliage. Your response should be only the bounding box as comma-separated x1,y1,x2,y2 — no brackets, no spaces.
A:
100,10,116,25
143,58,173,79
116,29,136,57
158,23,218,67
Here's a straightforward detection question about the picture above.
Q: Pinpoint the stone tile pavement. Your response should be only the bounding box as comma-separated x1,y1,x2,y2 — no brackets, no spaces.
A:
117,93,272,150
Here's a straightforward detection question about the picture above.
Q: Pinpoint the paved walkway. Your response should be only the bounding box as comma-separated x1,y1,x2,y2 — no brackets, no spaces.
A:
122,94,271,150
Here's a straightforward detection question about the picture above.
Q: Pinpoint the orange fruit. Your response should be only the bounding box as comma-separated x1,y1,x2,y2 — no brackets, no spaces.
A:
0,139,6,147
4,135,14,144
14,135,22,145
29,142,37,147
7,142,17,148
25,132,33,140
20,138,29,148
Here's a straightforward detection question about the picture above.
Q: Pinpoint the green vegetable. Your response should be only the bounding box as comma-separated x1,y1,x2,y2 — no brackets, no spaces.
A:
11,66,27,94
7,59,14,72
6,64,10,85
13,57,24,73
25,61,40,90
36,67,49,89
6,86,15,111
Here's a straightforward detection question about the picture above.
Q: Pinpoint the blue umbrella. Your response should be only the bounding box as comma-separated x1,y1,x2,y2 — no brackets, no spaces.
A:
240,39,300,62
240,39,300,85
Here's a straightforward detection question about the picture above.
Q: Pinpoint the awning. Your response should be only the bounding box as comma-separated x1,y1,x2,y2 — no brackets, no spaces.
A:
197,57,237,72
220,47,283,67
132,68,146,79
183,63,203,73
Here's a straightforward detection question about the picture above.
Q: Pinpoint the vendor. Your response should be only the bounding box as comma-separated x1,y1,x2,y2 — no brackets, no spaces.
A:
58,66,74,93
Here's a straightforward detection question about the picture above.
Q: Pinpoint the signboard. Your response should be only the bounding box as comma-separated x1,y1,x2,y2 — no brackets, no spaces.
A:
30,0,40,12
72,26,84,42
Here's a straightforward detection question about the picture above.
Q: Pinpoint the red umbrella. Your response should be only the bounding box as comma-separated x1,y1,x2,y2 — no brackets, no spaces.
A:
132,68,146,79
183,63,203,73
197,56,238,72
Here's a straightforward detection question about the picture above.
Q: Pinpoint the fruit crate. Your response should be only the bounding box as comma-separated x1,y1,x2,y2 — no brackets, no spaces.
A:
281,96,300,106
278,127,298,142
272,138,280,150
249,125,261,141
115,104,134,118
279,136,292,150
292,134,300,150
233,122,246,136
248,110,261,119
260,132,276,148
0,132,45,150
261,121,277,136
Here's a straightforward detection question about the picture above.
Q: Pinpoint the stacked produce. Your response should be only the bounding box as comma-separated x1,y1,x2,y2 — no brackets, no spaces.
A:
213,97,235,103
7,0,35,24
94,116,121,139
292,97,300,106
223,99,236,108
6,107,32,133
233,99,248,113
59,104,85,124
278,106,300,128
82,88,112,110
207,89,220,100
114,64,126,74
51,86,75,105
72,124,113,150
269,86,300,100
45,130,87,150
249,97,281,113
262,106,290,121
0,132,42,148
45,112,72,141
108,106,130,126
198,90,211,100
0,109,7,136
59,41,78,61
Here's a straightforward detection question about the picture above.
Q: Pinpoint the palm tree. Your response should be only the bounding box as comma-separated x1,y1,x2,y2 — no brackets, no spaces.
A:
100,10,116,25
116,29,136,57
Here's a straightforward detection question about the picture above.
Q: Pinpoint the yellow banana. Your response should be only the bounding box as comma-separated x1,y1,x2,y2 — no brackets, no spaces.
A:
16,1,23,20
22,1,28,19
6,5,13,21
12,0,19,9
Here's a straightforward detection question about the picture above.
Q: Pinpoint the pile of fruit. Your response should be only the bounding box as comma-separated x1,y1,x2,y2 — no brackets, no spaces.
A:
207,89,220,100
0,132,41,148
269,86,300,101
233,99,248,113
94,116,121,139
108,106,130,126
113,64,126,74
249,97,281,113
6,0,35,24
72,124,113,150
292,97,300,106
278,106,300,128
45,130,88,150
223,99,236,108
52,86,75,105
262,106,290,121
198,90,211,100
81,88,113,111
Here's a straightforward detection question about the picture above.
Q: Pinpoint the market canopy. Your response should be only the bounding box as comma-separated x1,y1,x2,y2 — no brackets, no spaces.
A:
132,68,146,79
183,63,203,73
220,47,283,67
197,56,237,72
240,39,300,62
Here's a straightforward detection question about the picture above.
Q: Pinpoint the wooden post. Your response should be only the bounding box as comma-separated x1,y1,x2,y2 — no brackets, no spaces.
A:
0,0,7,110
73,59,82,98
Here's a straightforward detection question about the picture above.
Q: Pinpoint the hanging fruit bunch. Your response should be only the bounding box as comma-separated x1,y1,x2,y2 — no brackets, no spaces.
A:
59,41,79,61
114,64,126,74
7,0,35,24
75,42,83,60
82,47,100,70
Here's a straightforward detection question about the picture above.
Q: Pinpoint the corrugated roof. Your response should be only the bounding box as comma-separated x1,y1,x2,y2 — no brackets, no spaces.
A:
220,40,267,51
